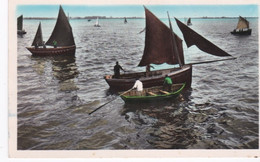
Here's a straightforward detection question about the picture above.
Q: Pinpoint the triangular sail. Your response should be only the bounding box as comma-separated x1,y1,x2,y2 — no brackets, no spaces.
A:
95,17,99,25
46,6,75,46
187,18,191,24
236,16,249,29
175,18,231,57
31,22,43,46
17,15,23,30
138,8,184,66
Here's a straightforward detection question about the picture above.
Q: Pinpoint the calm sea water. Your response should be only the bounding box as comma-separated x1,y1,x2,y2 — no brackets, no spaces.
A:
17,18,258,149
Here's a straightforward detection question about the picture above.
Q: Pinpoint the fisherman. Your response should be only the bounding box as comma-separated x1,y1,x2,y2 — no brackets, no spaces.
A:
163,74,172,92
53,40,57,48
35,43,38,49
43,41,46,49
132,78,143,96
113,61,125,78
146,64,154,77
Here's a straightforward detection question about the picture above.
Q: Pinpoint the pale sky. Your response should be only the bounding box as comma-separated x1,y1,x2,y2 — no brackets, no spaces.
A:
16,5,259,18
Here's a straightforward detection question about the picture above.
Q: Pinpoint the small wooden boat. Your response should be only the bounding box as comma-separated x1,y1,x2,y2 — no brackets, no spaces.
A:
231,16,252,35
26,5,76,56
119,83,186,102
17,15,26,35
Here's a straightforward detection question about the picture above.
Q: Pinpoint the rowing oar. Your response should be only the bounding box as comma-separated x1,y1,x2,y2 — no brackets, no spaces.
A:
189,57,236,65
88,88,133,115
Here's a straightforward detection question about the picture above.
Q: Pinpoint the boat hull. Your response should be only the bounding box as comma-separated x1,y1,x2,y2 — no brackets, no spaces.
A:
104,64,192,91
17,30,26,35
120,83,185,103
26,45,76,56
231,29,252,35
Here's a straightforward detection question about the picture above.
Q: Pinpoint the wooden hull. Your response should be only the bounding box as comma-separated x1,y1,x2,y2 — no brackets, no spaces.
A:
26,45,76,56
120,83,185,102
231,29,252,35
17,30,26,35
104,64,192,91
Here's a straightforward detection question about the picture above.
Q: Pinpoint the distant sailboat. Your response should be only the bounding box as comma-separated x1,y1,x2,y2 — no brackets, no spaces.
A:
17,15,26,35
94,17,101,27
26,5,76,56
187,18,192,26
104,7,233,91
231,16,252,35
124,17,127,24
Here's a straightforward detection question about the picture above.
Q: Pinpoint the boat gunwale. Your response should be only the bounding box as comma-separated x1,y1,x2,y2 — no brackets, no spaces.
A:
120,83,186,100
105,65,191,82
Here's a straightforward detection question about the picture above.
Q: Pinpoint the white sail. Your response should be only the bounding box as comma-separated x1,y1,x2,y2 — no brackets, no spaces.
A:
94,17,100,27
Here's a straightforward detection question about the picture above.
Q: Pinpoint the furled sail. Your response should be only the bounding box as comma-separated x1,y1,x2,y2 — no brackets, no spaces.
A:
31,22,43,46
175,18,231,57
138,8,184,66
17,15,23,31
236,16,249,29
46,6,75,47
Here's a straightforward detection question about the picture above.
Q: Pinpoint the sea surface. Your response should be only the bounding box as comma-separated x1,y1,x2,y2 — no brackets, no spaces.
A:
17,18,258,149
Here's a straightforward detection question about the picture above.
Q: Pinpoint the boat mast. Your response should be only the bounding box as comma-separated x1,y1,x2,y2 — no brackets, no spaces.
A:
167,12,183,67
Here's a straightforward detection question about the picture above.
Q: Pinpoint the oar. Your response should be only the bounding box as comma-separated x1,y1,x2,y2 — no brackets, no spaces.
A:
88,88,133,115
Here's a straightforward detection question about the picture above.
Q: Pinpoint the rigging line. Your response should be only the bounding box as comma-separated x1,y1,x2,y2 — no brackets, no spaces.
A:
188,57,236,65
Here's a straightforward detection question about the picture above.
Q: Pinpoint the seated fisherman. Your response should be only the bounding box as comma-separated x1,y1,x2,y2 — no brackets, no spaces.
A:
132,78,143,96
163,75,172,92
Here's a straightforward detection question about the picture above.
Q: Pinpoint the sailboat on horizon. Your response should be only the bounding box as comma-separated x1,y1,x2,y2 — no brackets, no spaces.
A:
104,6,234,91
94,17,101,27
17,15,26,35
26,5,76,56
187,18,192,26
231,16,252,35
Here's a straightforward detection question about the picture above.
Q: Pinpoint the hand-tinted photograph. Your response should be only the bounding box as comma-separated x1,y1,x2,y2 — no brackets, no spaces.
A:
15,3,258,152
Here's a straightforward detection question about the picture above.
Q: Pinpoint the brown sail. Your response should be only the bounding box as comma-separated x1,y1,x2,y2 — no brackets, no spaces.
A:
45,5,75,46
17,15,23,31
138,8,184,66
236,16,249,29
175,18,231,57
31,22,43,46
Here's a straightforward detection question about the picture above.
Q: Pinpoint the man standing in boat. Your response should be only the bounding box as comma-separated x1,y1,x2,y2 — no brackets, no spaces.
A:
113,61,125,78
163,75,172,92
132,78,143,96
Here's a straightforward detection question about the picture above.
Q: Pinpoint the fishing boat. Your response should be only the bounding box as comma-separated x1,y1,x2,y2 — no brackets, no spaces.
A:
26,5,76,56
124,17,127,24
17,15,26,35
187,18,192,26
104,7,233,91
94,17,101,27
231,16,252,35
119,83,185,102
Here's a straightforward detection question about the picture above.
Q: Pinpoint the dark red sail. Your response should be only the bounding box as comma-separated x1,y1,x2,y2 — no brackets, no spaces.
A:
31,22,43,46
46,6,75,47
175,18,231,57
138,8,184,66
17,15,23,31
